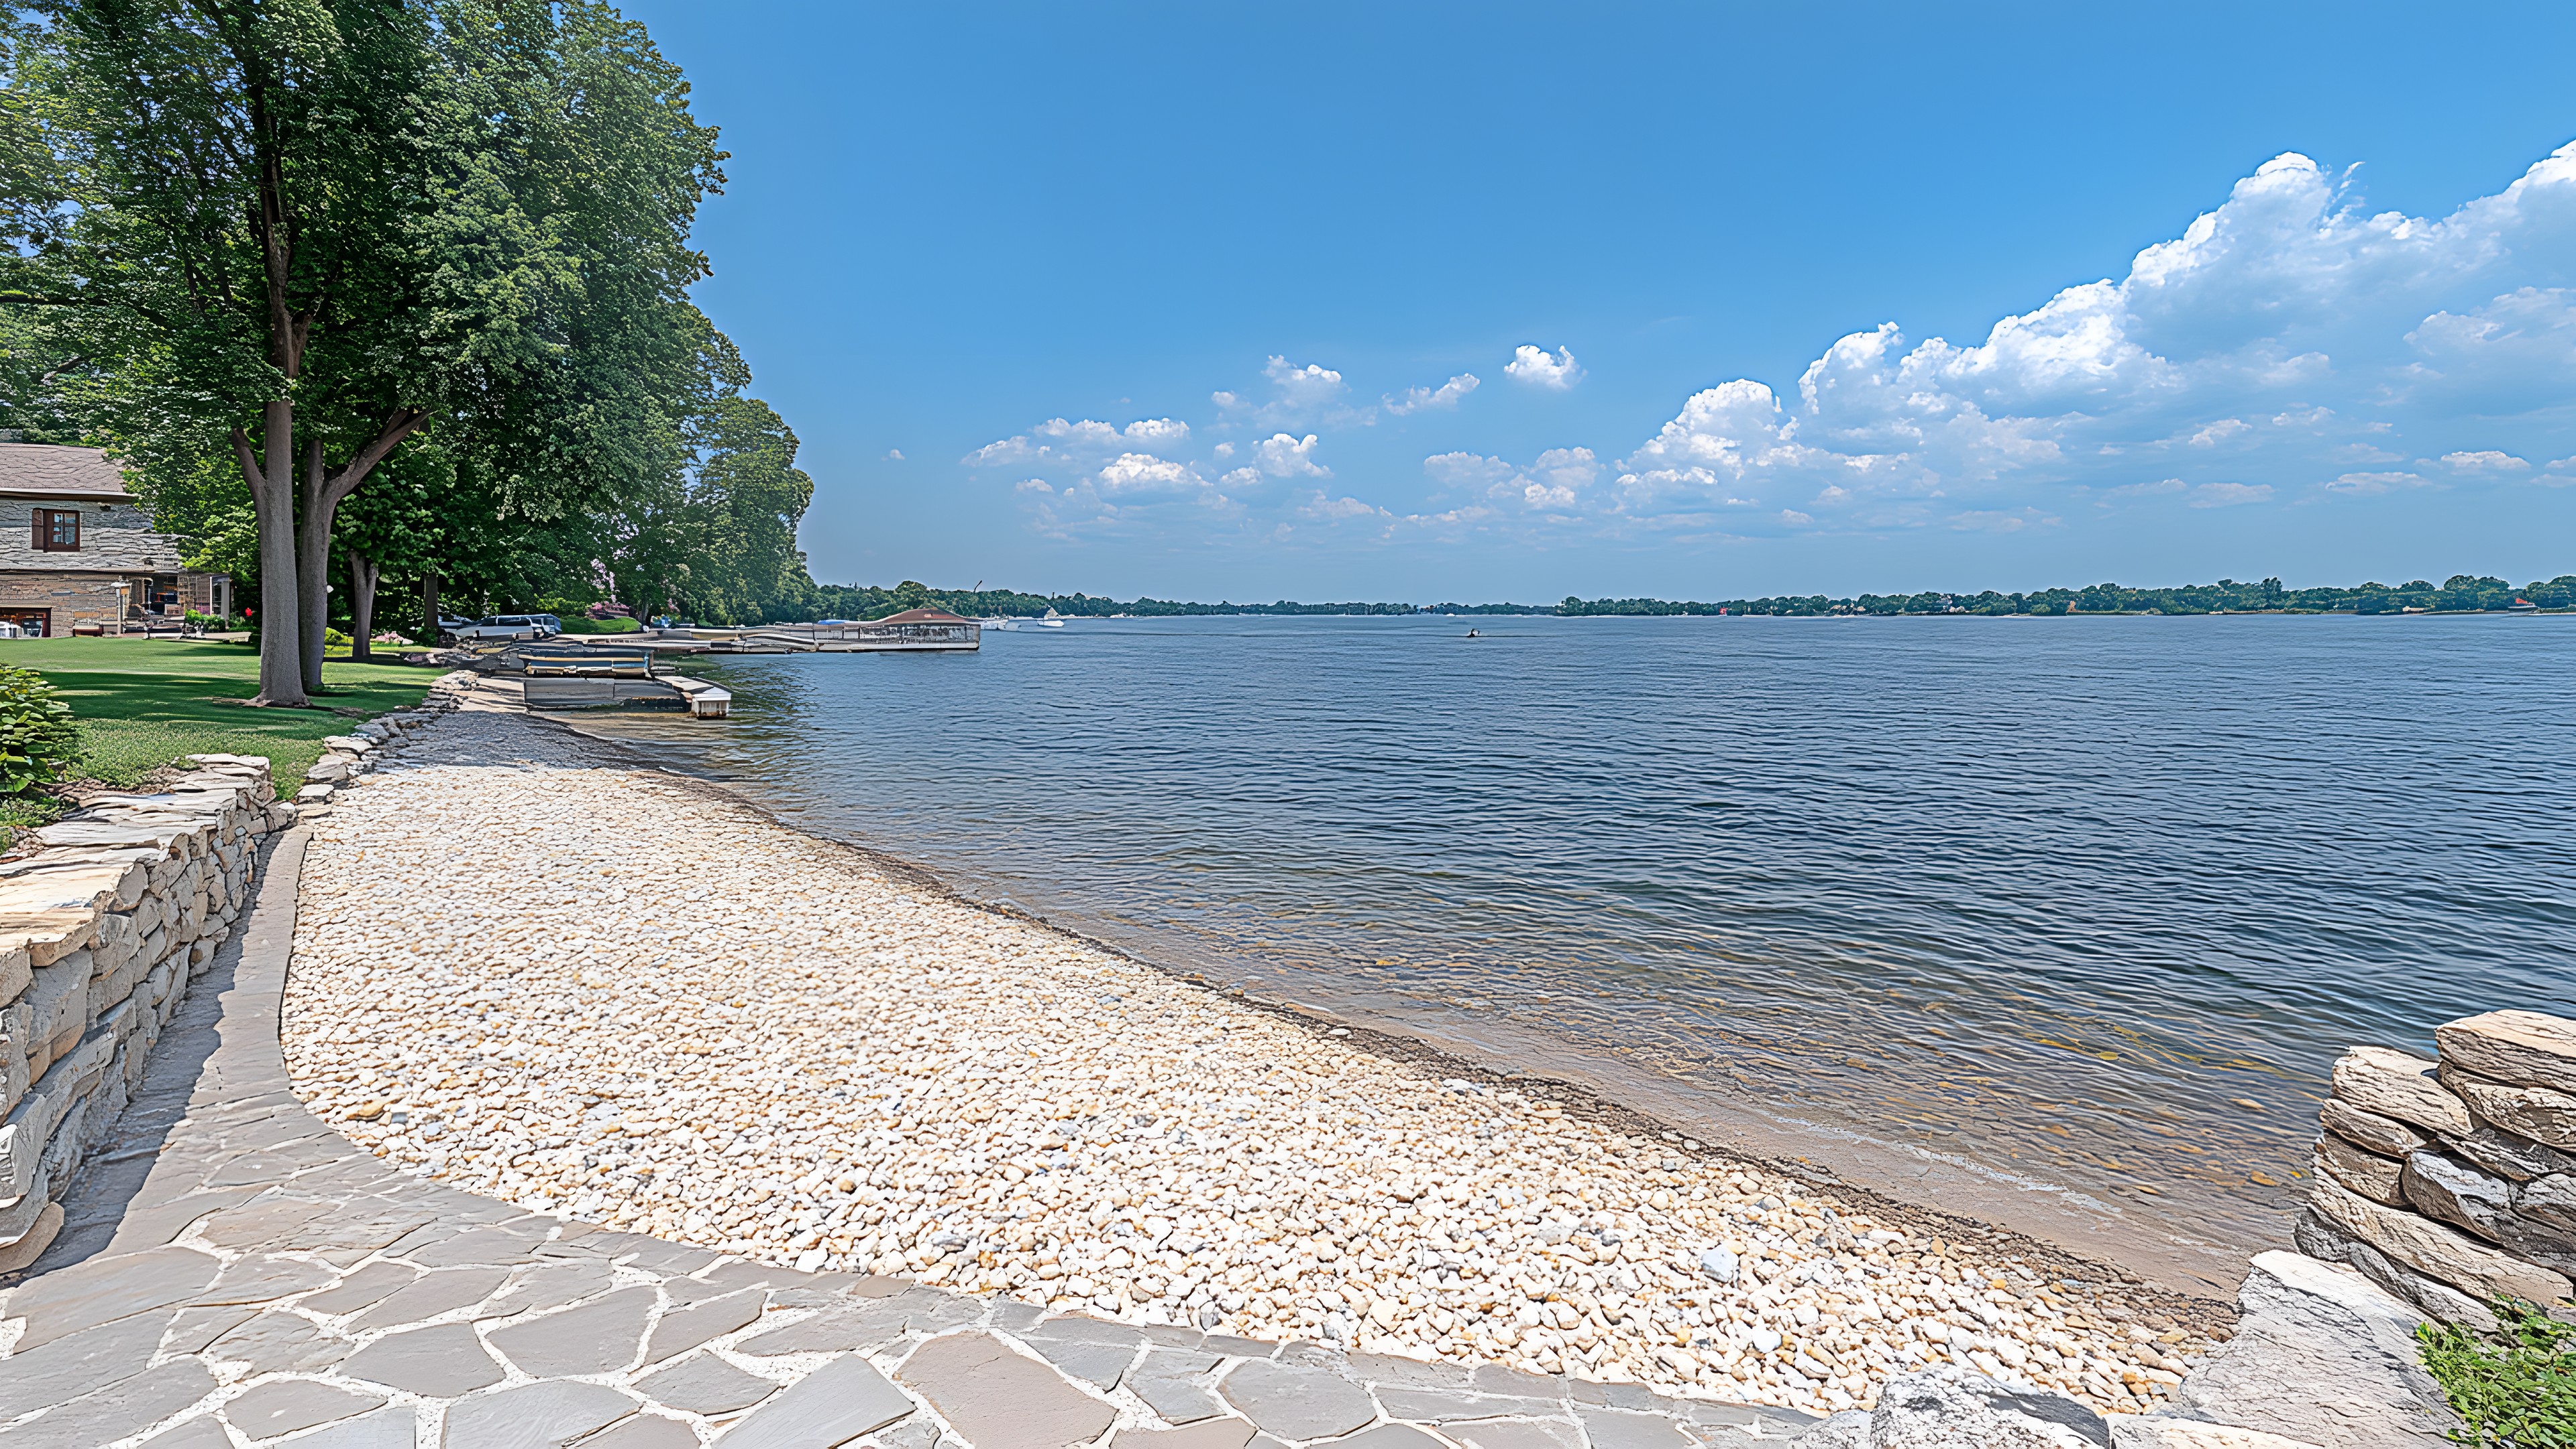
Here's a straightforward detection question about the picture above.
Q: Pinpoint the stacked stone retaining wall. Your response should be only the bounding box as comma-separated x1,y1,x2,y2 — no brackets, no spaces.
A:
0,681,453,1278
2296,1008,2576,1329
0,755,288,1272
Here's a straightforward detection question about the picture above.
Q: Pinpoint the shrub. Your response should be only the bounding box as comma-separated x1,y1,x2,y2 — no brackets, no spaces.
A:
0,665,80,795
2420,1299,2576,1446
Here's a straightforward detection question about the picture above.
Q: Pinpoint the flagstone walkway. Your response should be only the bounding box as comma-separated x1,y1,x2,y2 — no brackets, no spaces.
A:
0,815,1817,1447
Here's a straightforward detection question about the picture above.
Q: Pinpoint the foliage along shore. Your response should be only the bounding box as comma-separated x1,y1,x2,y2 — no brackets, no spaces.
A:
819,572,2576,621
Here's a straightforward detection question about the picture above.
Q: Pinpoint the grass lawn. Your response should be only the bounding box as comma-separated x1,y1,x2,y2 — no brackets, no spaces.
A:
1,637,437,822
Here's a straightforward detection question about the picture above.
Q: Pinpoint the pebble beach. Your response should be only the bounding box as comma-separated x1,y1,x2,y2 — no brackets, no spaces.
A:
278,706,2229,1419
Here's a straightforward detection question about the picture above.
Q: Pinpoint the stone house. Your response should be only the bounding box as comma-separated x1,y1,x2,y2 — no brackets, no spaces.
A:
0,441,230,636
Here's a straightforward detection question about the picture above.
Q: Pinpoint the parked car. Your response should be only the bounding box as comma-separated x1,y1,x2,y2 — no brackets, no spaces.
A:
440,613,558,644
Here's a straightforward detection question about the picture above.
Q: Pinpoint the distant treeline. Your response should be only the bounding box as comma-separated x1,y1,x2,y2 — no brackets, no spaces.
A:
806,574,2576,622
1558,574,2576,617
809,581,1548,619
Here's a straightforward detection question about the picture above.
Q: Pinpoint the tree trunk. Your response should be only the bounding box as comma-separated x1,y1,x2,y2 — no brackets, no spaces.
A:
348,550,378,663
422,569,441,641
236,402,307,708
293,411,425,694
295,439,339,694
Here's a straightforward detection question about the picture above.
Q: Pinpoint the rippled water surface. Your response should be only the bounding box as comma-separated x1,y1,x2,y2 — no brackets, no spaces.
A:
598,615,2576,1275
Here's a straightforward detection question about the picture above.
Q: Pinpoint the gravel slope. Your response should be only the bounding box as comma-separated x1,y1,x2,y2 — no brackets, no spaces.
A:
280,709,2222,1417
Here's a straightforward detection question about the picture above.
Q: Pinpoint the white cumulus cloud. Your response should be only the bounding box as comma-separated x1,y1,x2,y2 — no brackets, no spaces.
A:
1095,453,1210,499
2440,449,2530,472
1422,447,1604,514
1603,140,2576,531
1254,433,1330,478
1000,140,2576,548
967,417,1193,467
1262,357,1346,407
1301,492,1385,521
1505,345,1584,390
1385,373,1481,414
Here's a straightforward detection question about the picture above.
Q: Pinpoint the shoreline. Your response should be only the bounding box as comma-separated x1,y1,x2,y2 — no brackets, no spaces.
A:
548,705,2266,1301
282,704,2234,1418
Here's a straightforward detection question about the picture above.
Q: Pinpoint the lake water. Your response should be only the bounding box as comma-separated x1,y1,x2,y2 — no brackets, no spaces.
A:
590,614,2576,1291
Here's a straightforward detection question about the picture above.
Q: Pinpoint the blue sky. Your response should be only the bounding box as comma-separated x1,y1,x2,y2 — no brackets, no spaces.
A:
624,1,2576,602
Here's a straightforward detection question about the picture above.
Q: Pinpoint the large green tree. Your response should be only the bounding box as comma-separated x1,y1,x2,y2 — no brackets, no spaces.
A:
684,396,816,623
1,0,725,702
552,372,817,627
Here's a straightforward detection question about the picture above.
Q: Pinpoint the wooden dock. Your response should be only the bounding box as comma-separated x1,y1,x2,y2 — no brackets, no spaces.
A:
509,643,731,718
684,609,982,653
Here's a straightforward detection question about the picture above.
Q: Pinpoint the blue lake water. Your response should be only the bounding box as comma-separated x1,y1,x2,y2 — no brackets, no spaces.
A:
595,614,2576,1288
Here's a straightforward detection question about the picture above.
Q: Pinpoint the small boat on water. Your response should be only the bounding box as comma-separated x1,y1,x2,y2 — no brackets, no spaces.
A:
1039,608,1066,629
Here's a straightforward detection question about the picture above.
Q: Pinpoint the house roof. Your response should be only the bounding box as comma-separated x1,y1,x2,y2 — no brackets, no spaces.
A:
0,443,137,501
871,608,975,625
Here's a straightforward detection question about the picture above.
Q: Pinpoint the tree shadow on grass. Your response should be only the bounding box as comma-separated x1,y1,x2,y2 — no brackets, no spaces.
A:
46,671,423,739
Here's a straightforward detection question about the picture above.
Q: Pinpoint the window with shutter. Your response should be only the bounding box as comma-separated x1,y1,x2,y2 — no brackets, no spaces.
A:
33,510,79,551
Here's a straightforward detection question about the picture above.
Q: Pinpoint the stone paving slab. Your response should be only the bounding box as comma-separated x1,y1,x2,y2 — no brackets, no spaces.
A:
0,728,1820,1447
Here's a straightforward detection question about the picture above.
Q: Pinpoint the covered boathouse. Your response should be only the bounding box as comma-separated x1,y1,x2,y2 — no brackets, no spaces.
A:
855,607,981,651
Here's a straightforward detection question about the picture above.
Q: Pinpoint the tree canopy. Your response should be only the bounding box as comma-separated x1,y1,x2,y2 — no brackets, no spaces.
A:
0,0,815,689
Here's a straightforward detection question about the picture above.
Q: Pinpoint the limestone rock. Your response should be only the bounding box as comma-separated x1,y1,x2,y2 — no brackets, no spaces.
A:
2401,1150,2516,1243
2496,1216,2576,1278
2171,1251,2458,1448
2319,1100,2430,1159
1794,1365,2109,1448
0,1199,62,1272
2332,1048,2470,1135
2437,1122,2576,1182
2523,1175,2576,1234
2443,1067,2576,1151
2312,1136,2404,1206
2435,1010,2576,1095
1792,1410,1870,1447
2309,1173,2572,1307
2108,1419,2326,1449
2290,1209,2498,1333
